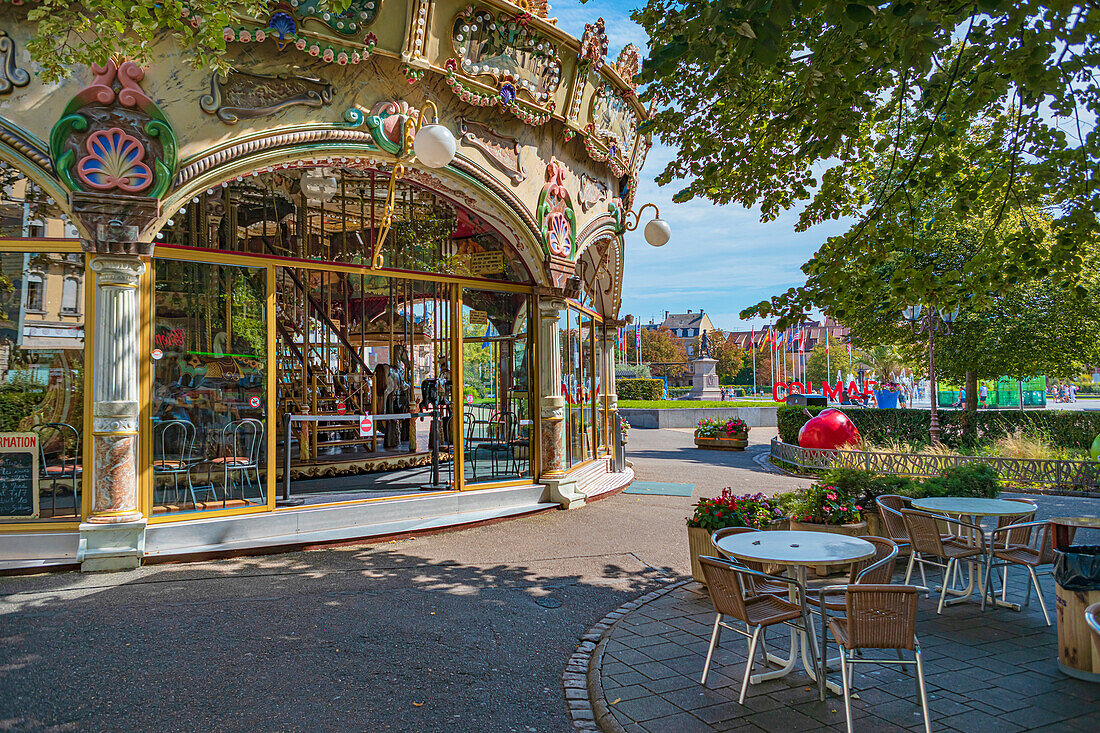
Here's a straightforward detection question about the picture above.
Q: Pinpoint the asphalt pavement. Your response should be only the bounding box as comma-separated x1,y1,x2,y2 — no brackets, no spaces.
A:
0,429,803,733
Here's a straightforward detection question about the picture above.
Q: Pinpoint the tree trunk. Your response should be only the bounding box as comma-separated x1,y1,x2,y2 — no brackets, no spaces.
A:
965,371,978,413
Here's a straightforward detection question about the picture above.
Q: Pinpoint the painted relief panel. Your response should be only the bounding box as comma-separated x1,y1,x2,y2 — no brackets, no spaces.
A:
590,84,636,154
451,7,562,105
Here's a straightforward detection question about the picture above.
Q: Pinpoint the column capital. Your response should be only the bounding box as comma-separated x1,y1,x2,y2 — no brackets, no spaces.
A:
90,255,147,286
70,191,160,256
537,294,568,317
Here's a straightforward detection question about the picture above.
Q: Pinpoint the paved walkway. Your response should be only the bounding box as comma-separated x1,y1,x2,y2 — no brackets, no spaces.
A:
588,494,1100,733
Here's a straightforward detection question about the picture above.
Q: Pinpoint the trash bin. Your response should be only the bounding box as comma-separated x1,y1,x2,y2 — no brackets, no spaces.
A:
1053,546,1100,681
614,428,627,473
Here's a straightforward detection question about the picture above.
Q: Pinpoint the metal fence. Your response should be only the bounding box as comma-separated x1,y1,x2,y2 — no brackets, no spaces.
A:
770,437,1100,489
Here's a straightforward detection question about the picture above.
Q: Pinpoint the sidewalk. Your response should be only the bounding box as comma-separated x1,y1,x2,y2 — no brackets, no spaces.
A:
576,496,1100,732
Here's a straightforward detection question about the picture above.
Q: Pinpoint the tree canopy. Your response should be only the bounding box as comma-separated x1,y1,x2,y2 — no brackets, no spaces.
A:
635,1,1100,323
626,326,688,376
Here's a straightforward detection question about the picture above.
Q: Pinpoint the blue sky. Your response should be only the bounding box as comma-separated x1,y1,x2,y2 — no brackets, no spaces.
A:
553,0,848,331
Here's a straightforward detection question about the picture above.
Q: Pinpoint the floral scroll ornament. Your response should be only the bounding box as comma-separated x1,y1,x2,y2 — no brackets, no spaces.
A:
537,159,577,259
578,18,608,69
50,59,178,199
76,128,153,193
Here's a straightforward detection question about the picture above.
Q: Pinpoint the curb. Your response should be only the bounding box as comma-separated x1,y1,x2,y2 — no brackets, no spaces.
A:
562,578,692,732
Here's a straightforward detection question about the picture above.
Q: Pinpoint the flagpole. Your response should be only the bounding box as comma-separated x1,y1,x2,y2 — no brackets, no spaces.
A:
751,326,757,397
826,327,831,385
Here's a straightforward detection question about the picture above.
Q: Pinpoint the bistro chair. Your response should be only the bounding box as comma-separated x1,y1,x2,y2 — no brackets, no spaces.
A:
984,518,1056,625
34,422,81,518
876,495,914,556
712,527,792,596
902,508,986,613
698,556,820,705
152,419,198,506
821,585,931,733
809,537,899,674
214,418,265,505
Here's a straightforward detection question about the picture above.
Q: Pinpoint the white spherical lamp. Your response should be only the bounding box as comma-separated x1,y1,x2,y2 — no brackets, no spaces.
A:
643,217,671,247
413,123,457,168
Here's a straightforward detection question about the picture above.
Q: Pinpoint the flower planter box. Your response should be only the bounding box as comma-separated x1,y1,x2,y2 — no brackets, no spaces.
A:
788,519,870,576
688,520,786,584
694,434,748,451
688,526,717,584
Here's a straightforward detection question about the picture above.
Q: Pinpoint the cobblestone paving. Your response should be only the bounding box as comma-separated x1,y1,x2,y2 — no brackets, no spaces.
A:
597,570,1099,732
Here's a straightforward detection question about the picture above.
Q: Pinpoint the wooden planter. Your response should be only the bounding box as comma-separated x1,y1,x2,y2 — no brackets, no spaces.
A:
788,519,870,576
688,520,786,584
1056,584,1100,681
688,526,717,584
694,433,749,451
863,510,884,538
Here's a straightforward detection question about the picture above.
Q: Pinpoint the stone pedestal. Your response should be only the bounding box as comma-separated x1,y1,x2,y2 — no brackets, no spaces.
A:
688,357,722,400
80,255,147,571
538,296,584,509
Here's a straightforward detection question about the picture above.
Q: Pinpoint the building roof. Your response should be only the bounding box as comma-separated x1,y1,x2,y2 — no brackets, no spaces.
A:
658,310,713,331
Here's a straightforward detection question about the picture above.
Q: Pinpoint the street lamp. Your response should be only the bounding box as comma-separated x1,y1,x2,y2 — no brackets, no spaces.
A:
903,304,959,444
623,202,671,246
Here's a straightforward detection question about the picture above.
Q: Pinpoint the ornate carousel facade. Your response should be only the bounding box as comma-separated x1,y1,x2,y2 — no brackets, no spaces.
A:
0,0,656,570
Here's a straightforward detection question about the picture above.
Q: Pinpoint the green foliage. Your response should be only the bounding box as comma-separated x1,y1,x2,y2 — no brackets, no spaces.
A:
687,490,784,532
922,464,1000,499
617,378,664,400
0,389,45,432
626,327,687,377
777,404,1100,450
618,400,766,408
637,2,1100,324
23,0,270,82
780,483,862,525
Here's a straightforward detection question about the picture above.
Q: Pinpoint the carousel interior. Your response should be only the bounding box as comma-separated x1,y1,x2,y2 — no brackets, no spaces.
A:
150,166,535,514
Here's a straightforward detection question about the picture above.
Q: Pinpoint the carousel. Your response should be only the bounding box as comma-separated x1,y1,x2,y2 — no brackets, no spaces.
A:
0,0,667,571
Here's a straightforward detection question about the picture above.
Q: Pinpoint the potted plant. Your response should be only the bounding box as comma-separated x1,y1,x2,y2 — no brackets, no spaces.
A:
686,490,785,583
619,415,630,445
694,416,749,451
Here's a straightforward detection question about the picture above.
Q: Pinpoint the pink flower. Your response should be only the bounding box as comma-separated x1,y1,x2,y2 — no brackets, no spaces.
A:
826,493,837,501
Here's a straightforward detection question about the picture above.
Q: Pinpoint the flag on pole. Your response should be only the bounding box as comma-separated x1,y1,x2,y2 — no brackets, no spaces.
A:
749,327,755,353
635,324,641,350
825,329,830,354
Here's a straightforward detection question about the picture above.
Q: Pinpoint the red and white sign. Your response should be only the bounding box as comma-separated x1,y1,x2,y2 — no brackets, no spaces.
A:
336,402,347,415
249,396,261,408
359,415,374,437
151,348,163,361
465,395,474,404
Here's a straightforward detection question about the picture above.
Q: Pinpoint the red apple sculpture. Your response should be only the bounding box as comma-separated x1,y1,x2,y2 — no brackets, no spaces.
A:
797,409,861,450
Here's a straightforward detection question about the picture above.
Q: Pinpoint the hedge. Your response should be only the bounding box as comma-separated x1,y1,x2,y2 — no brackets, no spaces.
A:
618,378,664,400
777,404,1100,449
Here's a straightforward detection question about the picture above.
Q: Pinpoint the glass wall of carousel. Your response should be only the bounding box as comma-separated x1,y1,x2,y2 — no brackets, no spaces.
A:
0,171,85,524
559,306,598,468
461,289,532,484
156,166,532,500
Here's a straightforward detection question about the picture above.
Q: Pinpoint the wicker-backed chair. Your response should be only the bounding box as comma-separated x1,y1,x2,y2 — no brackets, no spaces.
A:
698,556,820,704
876,495,913,555
712,527,790,596
822,585,931,733
1086,603,1100,648
902,509,986,613
984,519,1056,625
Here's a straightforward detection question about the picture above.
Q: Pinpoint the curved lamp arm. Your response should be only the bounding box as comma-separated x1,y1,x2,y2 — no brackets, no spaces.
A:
623,202,660,232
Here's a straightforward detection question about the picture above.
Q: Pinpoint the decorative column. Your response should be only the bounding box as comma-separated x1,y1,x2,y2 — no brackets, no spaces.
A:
79,255,147,570
537,295,583,508
600,326,619,458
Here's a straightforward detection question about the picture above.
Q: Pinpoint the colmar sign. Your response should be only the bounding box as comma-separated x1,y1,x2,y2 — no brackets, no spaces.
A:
772,380,877,402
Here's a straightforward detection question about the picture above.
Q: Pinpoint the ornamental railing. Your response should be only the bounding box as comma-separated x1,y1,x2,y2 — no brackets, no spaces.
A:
770,437,1100,490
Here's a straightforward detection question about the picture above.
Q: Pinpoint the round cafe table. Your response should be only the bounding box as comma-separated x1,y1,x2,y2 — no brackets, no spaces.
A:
715,530,876,696
911,496,1036,609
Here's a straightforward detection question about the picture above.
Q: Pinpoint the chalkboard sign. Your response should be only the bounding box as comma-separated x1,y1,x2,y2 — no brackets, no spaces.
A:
0,433,38,519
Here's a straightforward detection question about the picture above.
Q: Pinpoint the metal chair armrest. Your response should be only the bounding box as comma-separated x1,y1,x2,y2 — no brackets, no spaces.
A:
854,544,900,583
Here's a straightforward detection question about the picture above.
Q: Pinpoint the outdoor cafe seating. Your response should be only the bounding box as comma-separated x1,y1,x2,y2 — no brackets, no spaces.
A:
152,417,265,511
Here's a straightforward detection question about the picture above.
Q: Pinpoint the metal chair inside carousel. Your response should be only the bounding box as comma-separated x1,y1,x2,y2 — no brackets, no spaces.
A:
152,419,200,507
34,422,81,518
189,418,265,507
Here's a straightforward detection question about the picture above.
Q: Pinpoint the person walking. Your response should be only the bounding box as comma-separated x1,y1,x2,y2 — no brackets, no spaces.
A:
979,382,988,409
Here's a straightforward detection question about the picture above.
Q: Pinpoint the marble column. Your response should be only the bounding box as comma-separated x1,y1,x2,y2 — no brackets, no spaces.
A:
537,296,583,508
78,255,147,571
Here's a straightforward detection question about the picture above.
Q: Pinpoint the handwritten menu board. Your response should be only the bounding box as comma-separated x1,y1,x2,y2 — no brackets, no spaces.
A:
0,433,38,519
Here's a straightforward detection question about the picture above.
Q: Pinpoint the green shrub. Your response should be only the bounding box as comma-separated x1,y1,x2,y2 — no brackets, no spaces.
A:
618,378,664,400
922,464,1000,498
777,404,1100,450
